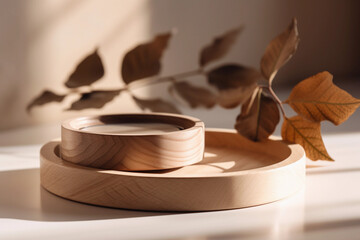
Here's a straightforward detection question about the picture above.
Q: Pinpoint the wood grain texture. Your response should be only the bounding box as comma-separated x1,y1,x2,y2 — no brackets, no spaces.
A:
41,129,306,212
61,113,204,171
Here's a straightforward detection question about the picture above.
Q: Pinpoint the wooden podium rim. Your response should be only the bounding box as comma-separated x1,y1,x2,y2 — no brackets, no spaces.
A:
62,113,203,137
60,113,205,171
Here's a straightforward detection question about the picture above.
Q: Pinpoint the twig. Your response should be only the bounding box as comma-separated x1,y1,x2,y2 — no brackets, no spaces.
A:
62,69,204,97
268,86,286,117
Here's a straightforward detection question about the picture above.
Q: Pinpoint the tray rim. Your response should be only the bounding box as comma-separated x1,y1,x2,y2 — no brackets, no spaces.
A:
40,128,306,211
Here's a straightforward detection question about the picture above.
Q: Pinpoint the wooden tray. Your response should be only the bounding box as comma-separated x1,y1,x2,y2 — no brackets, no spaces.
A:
40,129,306,212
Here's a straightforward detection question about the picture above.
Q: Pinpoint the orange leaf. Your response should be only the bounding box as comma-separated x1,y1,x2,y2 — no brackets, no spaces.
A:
285,71,360,125
281,116,333,161
260,18,299,84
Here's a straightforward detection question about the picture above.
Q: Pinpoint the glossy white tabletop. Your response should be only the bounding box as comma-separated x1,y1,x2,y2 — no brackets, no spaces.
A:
0,122,359,240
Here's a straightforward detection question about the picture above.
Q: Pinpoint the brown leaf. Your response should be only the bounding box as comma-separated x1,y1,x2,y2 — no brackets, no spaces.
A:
65,49,104,88
282,116,334,161
207,64,261,108
121,32,172,84
67,90,121,110
285,71,360,125
235,88,280,141
169,81,216,108
200,27,243,67
27,90,65,112
260,18,299,83
133,96,181,114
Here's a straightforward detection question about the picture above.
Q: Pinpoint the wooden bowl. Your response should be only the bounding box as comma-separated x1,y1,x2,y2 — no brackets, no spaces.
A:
61,113,204,171
41,129,306,212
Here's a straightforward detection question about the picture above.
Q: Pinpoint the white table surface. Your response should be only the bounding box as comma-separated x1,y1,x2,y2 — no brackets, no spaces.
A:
0,122,360,240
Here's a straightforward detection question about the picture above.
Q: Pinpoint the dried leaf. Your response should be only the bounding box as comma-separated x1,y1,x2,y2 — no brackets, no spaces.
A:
285,71,360,125
133,96,181,114
121,32,172,84
27,90,65,112
235,89,280,141
169,81,216,108
260,18,299,83
215,84,258,109
65,49,104,88
282,116,333,161
200,27,243,67
207,64,261,108
67,90,121,110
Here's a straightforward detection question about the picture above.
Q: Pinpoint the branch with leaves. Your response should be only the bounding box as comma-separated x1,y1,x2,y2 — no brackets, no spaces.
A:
28,18,360,161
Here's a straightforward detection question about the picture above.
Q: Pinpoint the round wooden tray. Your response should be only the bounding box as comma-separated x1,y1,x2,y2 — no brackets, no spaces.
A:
61,113,204,171
40,129,306,212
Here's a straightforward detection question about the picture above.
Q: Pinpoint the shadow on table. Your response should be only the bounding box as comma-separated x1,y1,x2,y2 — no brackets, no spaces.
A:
0,168,171,221
170,217,360,240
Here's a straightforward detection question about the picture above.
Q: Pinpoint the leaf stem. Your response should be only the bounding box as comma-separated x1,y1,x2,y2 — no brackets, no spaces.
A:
254,88,263,141
268,86,286,117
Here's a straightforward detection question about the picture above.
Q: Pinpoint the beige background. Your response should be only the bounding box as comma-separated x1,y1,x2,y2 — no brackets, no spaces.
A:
0,0,359,130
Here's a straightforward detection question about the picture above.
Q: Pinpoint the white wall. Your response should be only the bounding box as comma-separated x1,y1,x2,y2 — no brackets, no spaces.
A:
0,0,153,130
0,0,359,130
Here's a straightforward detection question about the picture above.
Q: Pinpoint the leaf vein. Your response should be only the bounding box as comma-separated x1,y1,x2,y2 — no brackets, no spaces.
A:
286,118,332,160
288,99,360,105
